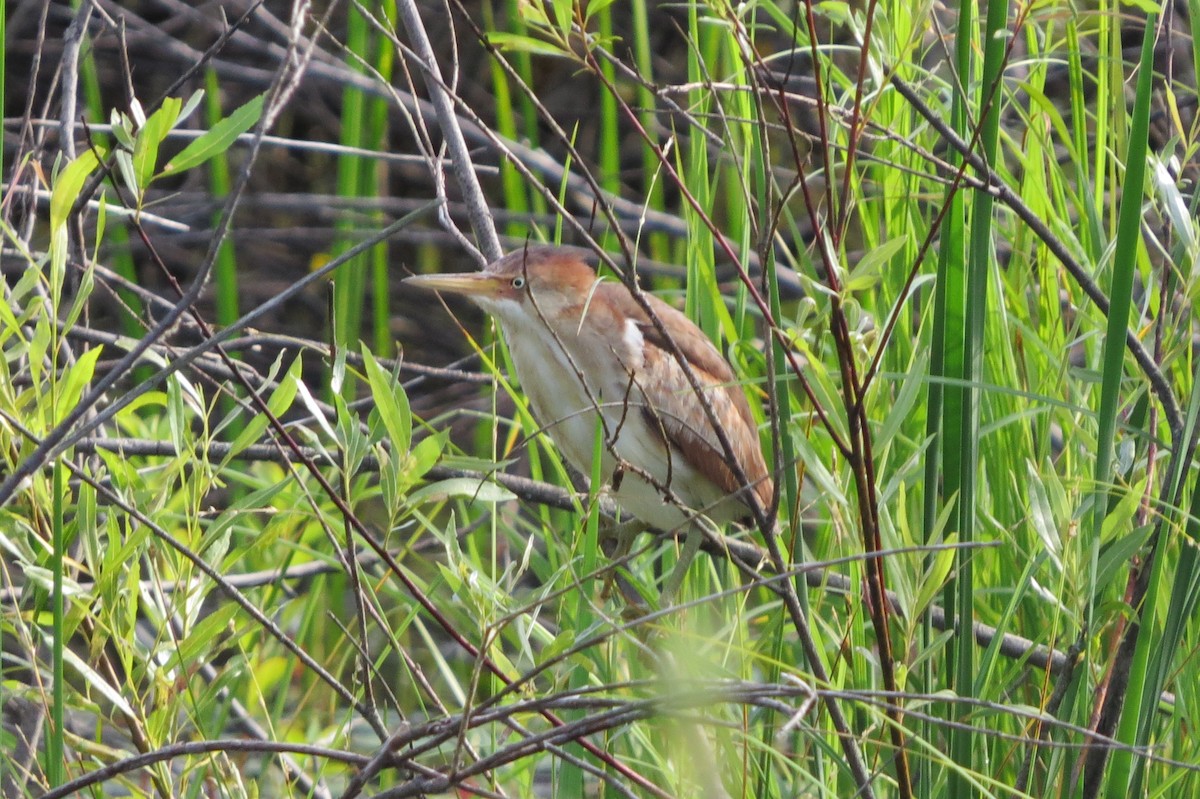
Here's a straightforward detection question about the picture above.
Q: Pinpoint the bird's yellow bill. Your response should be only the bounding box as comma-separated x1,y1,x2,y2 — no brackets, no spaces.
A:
403,272,506,299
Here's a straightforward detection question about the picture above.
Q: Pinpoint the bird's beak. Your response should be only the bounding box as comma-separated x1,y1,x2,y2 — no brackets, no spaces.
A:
403,271,507,300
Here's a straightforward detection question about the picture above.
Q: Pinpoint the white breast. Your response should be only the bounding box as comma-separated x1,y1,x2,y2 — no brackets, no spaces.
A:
502,309,614,477
501,309,735,532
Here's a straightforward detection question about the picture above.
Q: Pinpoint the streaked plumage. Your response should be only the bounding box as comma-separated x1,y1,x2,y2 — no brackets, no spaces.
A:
406,245,772,533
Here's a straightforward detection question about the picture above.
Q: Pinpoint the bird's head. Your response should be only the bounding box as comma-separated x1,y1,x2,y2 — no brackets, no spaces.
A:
404,246,604,329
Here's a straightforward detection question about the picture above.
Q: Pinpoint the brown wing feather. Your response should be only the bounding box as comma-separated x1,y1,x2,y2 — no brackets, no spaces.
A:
599,284,774,515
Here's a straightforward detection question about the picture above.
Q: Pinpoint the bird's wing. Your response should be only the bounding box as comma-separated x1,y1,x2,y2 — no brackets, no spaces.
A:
608,288,774,513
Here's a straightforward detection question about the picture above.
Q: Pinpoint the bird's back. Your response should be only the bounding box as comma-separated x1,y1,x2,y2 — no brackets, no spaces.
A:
602,284,774,523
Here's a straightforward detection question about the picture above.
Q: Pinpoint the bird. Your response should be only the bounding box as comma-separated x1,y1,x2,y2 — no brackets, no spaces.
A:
405,245,773,575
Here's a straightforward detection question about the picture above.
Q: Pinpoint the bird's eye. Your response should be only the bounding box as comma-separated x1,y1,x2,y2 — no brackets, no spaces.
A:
511,276,526,290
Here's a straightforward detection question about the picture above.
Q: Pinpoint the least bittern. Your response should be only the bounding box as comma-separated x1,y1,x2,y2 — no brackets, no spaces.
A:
406,245,772,592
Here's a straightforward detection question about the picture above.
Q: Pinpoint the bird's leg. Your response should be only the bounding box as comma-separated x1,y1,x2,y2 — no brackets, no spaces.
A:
596,465,647,560
661,515,718,601
597,515,649,604
599,516,648,560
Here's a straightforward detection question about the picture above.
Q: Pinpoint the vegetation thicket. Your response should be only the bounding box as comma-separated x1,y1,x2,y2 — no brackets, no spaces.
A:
2,1,1199,797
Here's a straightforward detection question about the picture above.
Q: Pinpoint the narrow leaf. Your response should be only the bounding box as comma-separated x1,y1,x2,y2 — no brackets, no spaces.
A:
56,346,103,423
362,348,412,455
132,96,182,188
50,150,101,232
161,94,265,176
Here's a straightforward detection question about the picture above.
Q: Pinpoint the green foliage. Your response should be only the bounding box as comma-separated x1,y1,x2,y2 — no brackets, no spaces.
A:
161,94,264,176
108,90,263,209
4,1,1200,797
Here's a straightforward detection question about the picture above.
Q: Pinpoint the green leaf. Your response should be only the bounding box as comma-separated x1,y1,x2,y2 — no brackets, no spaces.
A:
584,0,619,19
362,348,412,455
405,432,446,484
109,108,135,150
251,656,291,696
56,346,103,422
551,0,573,40
178,89,205,127
846,235,907,293
167,373,188,454
161,94,265,176
1027,462,1063,564
439,454,519,473
64,254,95,333
113,150,139,200
50,149,101,232
114,390,168,420
63,647,135,716
331,337,348,395
93,194,107,258
21,565,88,598
408,478,517,506
133,96,182,188
540,629,578,663
175,603,240,668
912,523,957,619
514,0,552,28
1097,524,1153,594
486,32,571,58
226,354,302,462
